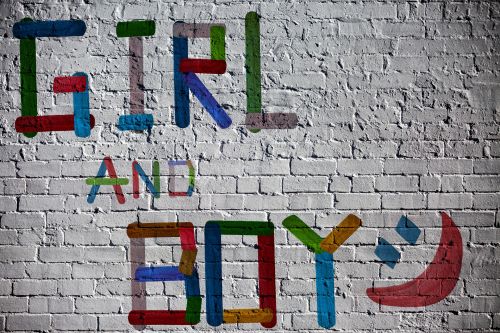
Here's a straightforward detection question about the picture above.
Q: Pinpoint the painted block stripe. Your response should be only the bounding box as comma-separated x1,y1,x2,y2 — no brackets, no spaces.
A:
316,252,336,329
282,215,324,254
245,113,298,129
135,266,184,282
127,222,194,238
320,214,362,254
396,216,421,245
374,237,401,269
173,22,225,38
116,20,155,37
85,178,129,186
223,308,274,324
206,221,274,236
179,59,226,74
210,26,225,60
13,19,86,38
15,114,95,132
117,114,153,131
182,72,232,129
53,76,87,93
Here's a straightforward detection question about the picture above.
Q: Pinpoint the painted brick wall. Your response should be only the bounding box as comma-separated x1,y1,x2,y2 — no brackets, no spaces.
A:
0,0,499,331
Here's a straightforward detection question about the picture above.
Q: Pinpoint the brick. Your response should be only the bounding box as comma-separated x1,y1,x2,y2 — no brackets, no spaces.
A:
384,159,428,175
336,194,380,209
474,159,500,174
0,246,36,262
283,177,328,193
39,247,84,263
53,314,98,331
382,193,426,209
289,194,333,209
375,176,419,192
58,280,94,296
6,315,51,331
352,176,375,193
428,193,473,209
330,176,351,192
75,297,121,313
244,160,290,175
17,161,62,177
291,159,336,175
26,263,71,279
29,297,73,313
19,196,64,211
0,297,28,312
464,176,500,192
0,197,17,212
338,159,383,175
429,159,473,174
13,280,57,296
448,314,491,330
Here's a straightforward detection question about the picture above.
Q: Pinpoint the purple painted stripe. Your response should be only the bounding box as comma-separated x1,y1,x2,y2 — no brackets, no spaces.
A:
245,113,298,129
173,22,225,38
129,36,144,115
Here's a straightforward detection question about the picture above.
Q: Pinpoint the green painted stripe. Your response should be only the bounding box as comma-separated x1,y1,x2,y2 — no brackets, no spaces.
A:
116,20,155,37
210,26,225,60
282,215,325,254
245,12,261,133
207,221,274,236
153,160,160,198
20,19,37,138
185,296,202,324
85,178,129,186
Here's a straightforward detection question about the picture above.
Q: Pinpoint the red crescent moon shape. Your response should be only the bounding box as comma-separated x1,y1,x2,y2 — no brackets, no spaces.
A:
366,212,463,307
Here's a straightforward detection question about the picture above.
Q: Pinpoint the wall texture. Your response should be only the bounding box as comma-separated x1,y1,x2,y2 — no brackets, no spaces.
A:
0,0,499,332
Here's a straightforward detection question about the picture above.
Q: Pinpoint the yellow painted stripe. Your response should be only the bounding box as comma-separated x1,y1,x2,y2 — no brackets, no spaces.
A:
223,308,273,324
320,214,362,254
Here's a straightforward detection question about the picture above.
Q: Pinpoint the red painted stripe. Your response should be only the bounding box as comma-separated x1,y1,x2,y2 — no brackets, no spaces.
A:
132,161,140,199
128,310,189,325
179,59,226,74
53,76,87,93
258,234,277,328
15,114,95,132
103,157,126,204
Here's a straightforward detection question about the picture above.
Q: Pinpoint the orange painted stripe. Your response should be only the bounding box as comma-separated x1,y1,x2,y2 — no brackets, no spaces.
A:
127,222,193,238
319,214,361,254
223,308,273,324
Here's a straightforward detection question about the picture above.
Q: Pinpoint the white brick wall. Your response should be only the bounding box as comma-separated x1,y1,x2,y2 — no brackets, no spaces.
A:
0,0,499,331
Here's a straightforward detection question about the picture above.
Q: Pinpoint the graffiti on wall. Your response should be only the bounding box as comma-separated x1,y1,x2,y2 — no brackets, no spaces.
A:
11,11,464,330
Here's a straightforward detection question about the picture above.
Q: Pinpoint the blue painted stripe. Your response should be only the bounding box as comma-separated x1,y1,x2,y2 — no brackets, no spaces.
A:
135,266,184,282
185,268,201,297
13,20,86,38
315,252,336,329
205,222,223,326
173,37,190,128
374,237,401,269
183,72,232,129
169,160,188,166
72,72,91,137
86,159,107,203
395,216,421,245
133,162,160,197
117,114,153,131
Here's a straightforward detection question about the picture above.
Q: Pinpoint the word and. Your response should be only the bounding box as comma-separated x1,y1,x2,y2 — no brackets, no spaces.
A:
86,157,195,204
